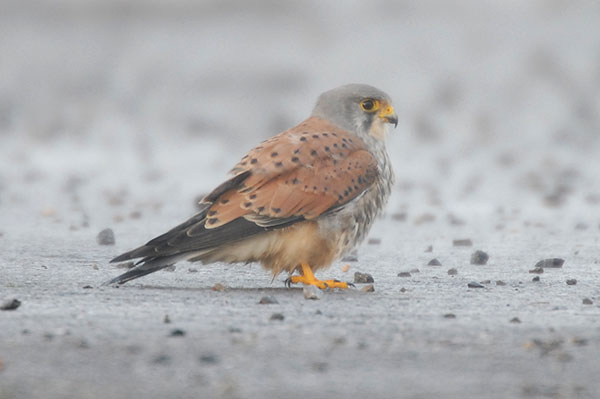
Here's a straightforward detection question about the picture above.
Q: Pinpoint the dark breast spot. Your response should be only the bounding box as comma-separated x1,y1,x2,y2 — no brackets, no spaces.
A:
250,158,258,164
274,161,284,167
272,207,281,214
291,156,299,163
207,218,219,225
271,152,279,157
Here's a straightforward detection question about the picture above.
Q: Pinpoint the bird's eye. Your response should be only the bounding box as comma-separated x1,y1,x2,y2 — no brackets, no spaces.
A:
360,98,379,112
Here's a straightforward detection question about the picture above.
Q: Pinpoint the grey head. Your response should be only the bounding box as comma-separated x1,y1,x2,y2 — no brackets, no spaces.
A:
311,84,398,141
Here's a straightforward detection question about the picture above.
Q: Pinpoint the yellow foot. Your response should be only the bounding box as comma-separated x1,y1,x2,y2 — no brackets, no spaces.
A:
284,263,353,289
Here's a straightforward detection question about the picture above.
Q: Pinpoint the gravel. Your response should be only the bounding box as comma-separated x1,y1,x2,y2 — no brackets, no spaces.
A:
470,250,489,265
353,272,374,283
535,258,565,269
96,228,115,245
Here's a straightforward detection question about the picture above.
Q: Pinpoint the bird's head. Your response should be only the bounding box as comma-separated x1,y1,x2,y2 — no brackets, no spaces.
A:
311,83,398,141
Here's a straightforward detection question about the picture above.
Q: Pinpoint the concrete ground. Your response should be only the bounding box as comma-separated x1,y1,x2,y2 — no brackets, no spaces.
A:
1,1,599,398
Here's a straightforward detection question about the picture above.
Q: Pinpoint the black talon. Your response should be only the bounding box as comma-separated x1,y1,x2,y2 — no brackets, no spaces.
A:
348,282,355,288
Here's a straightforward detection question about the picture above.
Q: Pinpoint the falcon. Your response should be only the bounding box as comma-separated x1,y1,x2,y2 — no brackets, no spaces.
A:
105,84,397,289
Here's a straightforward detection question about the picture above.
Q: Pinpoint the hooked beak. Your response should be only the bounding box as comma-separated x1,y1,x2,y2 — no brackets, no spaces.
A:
378,104,398,128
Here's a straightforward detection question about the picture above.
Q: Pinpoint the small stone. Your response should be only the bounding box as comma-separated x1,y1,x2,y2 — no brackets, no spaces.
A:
529,267,544,274
582,298,593,305
164,315,171,324
259,296,278,304
575,222,588,230
199,354,219,364
480,280,491,284
447,268,458,275
188,268,198,273
510,317,521,323
532,276,540,282
367,238,381,245
427,258,442,266
1,299,21,311
496,280,506,286
424,245,433,252
467,281,484,288
115,261,135,269
163,265,176,272
470,250,489,265
96,228,115,245
228,327,242,333
391,212,407,221
212,283,226,291
443,313,456,319
397,272,411,277
354,272,374,283
303,285,321,300
566,279,577,286
399,287,407,293
342,250,359,262
82,285,93,289
341,264,350,273
270,313,285,321
361,284,375,292
410,268,420,273
169,329,185,337
535,258,565,269
92,264,99,270
414,213,436,224
453,239,472,247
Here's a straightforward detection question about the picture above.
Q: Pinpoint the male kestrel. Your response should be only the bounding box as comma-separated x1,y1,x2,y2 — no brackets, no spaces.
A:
105,84,397,289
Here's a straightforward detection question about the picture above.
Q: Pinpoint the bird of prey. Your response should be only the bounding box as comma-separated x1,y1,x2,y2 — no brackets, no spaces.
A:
105,84,397,289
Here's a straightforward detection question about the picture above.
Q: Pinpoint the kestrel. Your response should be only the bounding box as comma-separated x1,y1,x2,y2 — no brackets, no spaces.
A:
105,84,397,289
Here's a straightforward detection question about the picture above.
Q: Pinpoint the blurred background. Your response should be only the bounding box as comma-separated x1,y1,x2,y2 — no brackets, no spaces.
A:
1,0,599,233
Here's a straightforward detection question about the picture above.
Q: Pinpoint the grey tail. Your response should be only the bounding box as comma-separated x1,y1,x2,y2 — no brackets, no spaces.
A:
102,255,183,286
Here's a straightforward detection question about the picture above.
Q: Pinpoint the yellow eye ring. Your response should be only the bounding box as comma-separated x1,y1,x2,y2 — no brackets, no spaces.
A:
360,98,380,113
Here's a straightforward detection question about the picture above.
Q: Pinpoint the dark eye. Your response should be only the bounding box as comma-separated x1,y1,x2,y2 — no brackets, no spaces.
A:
360,98,379,112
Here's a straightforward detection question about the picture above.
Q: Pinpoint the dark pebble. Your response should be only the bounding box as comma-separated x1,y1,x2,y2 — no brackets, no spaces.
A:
427,258,442,266
532,276,540,282
164,315,171,324
443,313,456,319
496,280,506,286
410,268,420,273
342,255,358,262
115,261,135,269
188,268,198,273
399,288,407,293
228,327,242,333
424,245,433,252
354,272,374,283
447,268,458,275
510,317,521,323
582,298,593,305
529,267,544,274
82,285,93,289
199,354,219,364
470,250,489,265
391,212,407,221
467,281,484,288
96,228,115,245
566,279,577,286
169,329,186,337
480,280,491,284
361,284,375,292
397,272,411,277
270,313,285,321
1,298,21,311
453,239,473,247
535,258,565,269
367,238,381,245
259,296,278,304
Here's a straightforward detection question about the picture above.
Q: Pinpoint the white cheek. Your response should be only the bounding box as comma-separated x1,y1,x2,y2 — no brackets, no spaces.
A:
369,120,388,140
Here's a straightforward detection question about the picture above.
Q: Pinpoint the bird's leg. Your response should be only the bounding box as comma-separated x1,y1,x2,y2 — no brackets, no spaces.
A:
285,262,352,289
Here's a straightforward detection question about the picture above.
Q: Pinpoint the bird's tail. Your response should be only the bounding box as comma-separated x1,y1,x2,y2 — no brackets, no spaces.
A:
102,254,186,286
